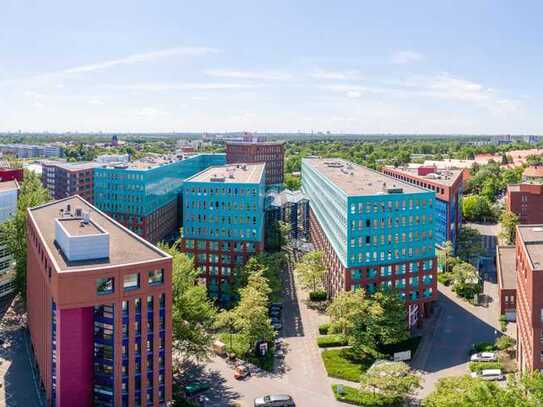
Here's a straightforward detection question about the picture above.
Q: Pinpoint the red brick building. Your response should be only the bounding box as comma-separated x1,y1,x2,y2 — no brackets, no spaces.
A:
507,184,543,224
496,245,516,321
27,196,172,406
516,225,543,372
226,141,285,186
0,166,23,182
42,161,97,203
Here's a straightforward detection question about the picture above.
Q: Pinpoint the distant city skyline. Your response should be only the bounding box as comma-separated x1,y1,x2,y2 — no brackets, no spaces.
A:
1,1,543,134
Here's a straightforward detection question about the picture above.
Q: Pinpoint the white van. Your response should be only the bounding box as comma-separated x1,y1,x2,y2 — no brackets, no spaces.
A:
471,368,504,381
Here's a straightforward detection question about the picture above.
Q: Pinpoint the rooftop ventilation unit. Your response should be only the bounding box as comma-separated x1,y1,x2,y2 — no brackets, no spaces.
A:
387,188,404,194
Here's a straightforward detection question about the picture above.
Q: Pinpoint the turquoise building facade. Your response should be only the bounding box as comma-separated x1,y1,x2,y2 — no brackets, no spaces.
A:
302,158,438,326
180,163,266,304
93,153,225,243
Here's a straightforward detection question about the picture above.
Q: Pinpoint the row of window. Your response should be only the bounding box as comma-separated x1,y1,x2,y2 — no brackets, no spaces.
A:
184,226,259,240
349,245,434,263
350,230,433,248
96,269,164,295
349,198,433,215
188,214,258,225
349,214,433,230
184,239,257,252
186,200,259,211
185,185,258,196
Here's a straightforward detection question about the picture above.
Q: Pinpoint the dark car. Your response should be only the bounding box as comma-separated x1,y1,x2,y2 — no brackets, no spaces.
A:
254,394,295,407
183,381,210,397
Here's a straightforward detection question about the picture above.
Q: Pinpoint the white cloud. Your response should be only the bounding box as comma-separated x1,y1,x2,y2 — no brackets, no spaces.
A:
309,69,362,81
136,107,169,118
88,99,104,105
346,91,361,98
0,46,219,87
121,82,262,92
391,50,423,65
64,47,219,74
204,69,292,81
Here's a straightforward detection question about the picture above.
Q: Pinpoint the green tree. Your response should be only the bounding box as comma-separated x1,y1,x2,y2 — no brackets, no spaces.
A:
284,173,301,190
499,211,519,245
437,240,455,272
159,243,217,360
277,220,292,248
327,289,367,335
351,290,409,358
457,227,484,263
217,270,275,351
423,376,507,407
0,170,49,298
360,361,420,400
452,262,480,300
462,195,493,222
294,251,326,292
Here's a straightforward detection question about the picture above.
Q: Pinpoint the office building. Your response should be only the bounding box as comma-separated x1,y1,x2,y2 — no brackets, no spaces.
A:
506,184,543,224
302,158,437,327
0,180,18,298
516,225,543,372
496,245,516,321
180,163,266,304
93,153,226,244
0,162,24,182
0,143,63,158
226,140,285,187
382,165,464,250
27,196,172,406
96,153,130,164
42,161,98,203
265,189,309,249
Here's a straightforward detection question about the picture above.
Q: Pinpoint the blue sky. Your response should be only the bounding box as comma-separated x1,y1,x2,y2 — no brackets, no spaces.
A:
1,1,542,134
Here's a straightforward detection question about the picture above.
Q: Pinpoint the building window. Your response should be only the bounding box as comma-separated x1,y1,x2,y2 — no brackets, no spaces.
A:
97,278,114,295
148,269,164,285
123,273,140,290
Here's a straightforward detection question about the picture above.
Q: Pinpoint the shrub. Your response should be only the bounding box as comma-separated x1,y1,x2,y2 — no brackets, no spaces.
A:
321,348,373,382
317,334,349,348
437,272,453,286
499,314,508,332
469,361,502,372
471,342,497,353
319,323,330,335
309,290,327,301
495,335,516,351
332,384,400,406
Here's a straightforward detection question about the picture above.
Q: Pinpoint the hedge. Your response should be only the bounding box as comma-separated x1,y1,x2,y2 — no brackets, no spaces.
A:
317,334,348,348
319,323,330,335
471,342,497,353
332,384,400,406
309,290,327,301
321,348,373,382
469,361,502,372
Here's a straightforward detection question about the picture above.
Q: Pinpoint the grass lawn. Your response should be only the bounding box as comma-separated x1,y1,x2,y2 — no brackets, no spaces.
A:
217,332,274,371
321,348,374,382
332,384,400,406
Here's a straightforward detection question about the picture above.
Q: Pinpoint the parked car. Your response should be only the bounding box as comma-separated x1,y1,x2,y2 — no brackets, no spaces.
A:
272,322,283,331
471,369,504,381
269,308,281,317
183,381,210,397
470,352,498,362
234,365,250,380
271,303,283,310
254,394,295,407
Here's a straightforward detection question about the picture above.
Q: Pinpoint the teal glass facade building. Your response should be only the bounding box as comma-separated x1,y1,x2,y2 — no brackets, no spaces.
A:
302,158,438,326
93,154,226,243
180,163,266,304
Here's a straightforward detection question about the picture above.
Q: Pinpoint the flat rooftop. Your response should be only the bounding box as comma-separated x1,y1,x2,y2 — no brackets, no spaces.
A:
57,217,103,236
518,225,543,270
385,165,464,187
226,141,285,146
187,163,265,184
42,160,98,171
0,180,19,192
29,196,168,271
496,246,516,289
303,158,426,196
